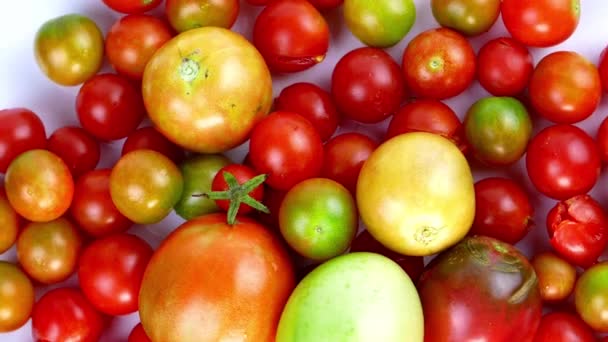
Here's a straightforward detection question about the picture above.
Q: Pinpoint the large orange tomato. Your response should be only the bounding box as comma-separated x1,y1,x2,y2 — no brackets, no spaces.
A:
142,27,273,153
138,213,295,342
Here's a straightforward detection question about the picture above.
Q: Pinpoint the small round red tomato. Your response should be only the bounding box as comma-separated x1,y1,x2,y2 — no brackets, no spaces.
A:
254,187,287,231
321,132,377,195
501,0,580,47
526,124,601,200
477,37,534,96
249,112,324,191
308,0,343,10
105,14,173,80
529,51,601,124
5,149,74,222
598,116,608,163
401,28,476,100
79,233,153,316
103,0,162,13
531,251,577,302
332,47,405,123
547,194,608,269
253,0,329,73
76,73,146,141
470,177,534,245
599,46,608,93
534,311,596,342
431,0,501,36
121,126,185,163
0,187,19,254
210,164,265,216
47,126,100,179
574,262,608,332
0,262,34,333
70,169,133,238
0,108,46,173
129,323,151,342
17,218,82,284
274,82,339,141
31,287,105,342
166,0,239,32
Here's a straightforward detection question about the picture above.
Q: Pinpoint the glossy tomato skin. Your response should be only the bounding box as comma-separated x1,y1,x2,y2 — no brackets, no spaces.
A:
401,28,476,100
0,108,46,173
533,312,596,342
308,0,343,10
211,164,265,215
253,0,329,73
501,0,580,47
575,262,608,332
121,126,185,163
47,126,100,179
249,112,324,191
598,116,608,163
526,124,601,200
129,323,151,342
0,262,34,333
531,252,577,302
529,51,601,124
0,187,19,254
477,37,534,96
102,0,162,13
431,0,500,36
332,47,405,123
166,0,239,32
599,46,608,93
31,287,105,342
139,213,295,342
418,236,542,342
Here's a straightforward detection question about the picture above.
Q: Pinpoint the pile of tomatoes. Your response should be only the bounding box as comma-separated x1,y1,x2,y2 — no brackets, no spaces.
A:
2,0,608,341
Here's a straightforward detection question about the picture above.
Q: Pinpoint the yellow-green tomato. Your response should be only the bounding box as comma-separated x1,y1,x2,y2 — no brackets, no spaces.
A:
165,0,240,32
110,150,184,224
34,14,104,86
344,0,416,48
0,261,35,332
279,178,357,262
574,261,608,332
276,252,424,342
431,0,501,36
357,132,475,256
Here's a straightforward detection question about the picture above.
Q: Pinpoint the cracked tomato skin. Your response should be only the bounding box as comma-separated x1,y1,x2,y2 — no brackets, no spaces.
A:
142,27,273,153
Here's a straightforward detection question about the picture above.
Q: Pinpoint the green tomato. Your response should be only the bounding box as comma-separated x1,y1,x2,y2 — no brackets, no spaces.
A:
279,178,357,262
574,261,608,332
276,252,424,342
344,0,416,48
431,0,501,36
464,96,532,166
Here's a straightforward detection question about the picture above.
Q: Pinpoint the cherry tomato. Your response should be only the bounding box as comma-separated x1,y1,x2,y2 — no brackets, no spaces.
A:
254,187,287,231
47,126,100,179
574,262,608,332
31,287,105,342
78,233,153,316
599,46,608,93
529,51,601,124
0,262,34,333
431,0,501,36
76,73,146,141
5,149,74,222
321,132,378,195
477,37,534,96
546,194,608,268
531,251,577,302
501,0,580,47
533,311,596,342
526,124,601,200
70,169,133,238
210,164,265,216
253,0,329,73
597,116,608,163
308,0,343,11
0,108,46,173
0,187,19,254
274,82,339,141
470,177,534,245
105,14,173,80
401,28,476,100
331,47,405,123
128,323,151,342
121,126,185,163
166,0,239,32
249,112,324,191
102,0,162,13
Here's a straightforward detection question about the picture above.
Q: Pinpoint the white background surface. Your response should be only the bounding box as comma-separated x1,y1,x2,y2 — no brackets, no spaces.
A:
1,0,608,340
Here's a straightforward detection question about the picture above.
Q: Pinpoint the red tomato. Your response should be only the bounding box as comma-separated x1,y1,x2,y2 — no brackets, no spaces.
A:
529,51,601,124
599,46,608,93
105,14,173,80
526,124,601,200
533,311,596,342
47,126,100,179
401,28,476,100
211,164,265,216
476,37,534,96
274,82,339,141
321,132,378,195
121,126,185,163
254,187,287,231
0,108,46,173
308,0,343,10
331,47,405,123
253,0,329,73
70,169,133,238
76,73,146,141
102,0,162,13
598,116,608,163
246,0,268,5
78,233,153,316
501,0,580,47
31,287,106,342
249,111,324,191
128,323,151,342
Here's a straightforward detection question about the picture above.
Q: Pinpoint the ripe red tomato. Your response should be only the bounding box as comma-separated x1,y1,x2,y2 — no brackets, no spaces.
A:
246,0,268,5
599,46,608,93
47,126,100,179
529,51,601,124
253,0,329,73
331,47,405,123
597,116,608,163
526,124,601,200
308,0,343,10
78,233,153,316
211,164,265,216
477,37,533,96
0,108,46,173
401,28,475,100
128,323,151,342
274,82,339,141
249,111,324,191
76,73,146,141
501,0,580,47
121,126,185,163
105,14,173,80
533,311,596,342
102,0,162,13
